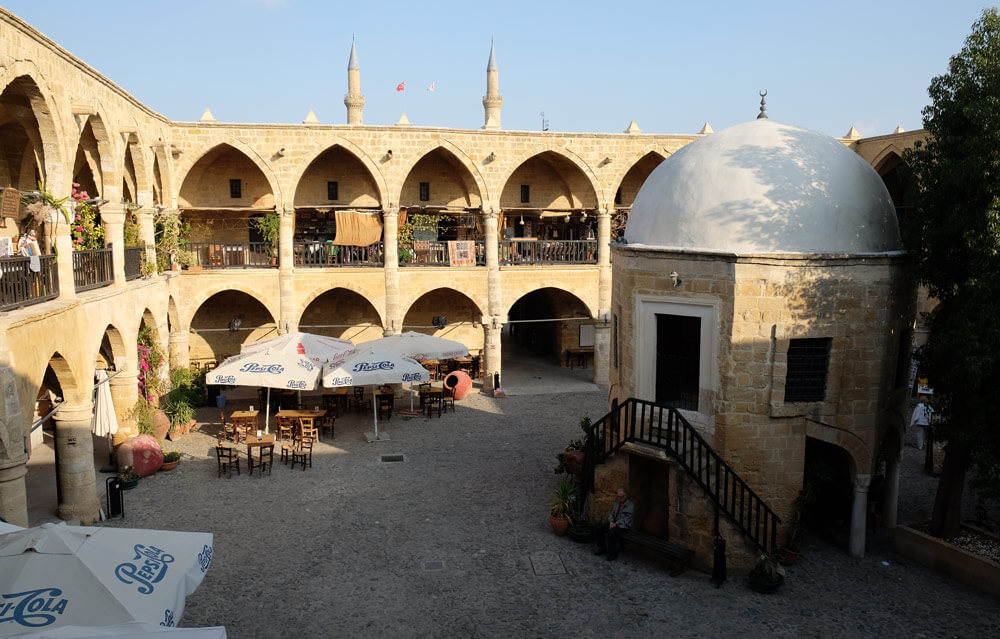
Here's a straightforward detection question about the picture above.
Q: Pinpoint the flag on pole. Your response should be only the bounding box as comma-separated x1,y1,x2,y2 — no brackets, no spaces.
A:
396,81,405,92
427,82,435,92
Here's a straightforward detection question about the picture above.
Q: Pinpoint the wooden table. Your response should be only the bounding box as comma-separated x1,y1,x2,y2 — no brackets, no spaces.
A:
275,408,327,440
230,410,259,442
564,348,594,369
244,433,275,474
324,388,351,411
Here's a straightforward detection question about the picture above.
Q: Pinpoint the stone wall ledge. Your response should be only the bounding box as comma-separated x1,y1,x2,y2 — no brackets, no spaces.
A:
893,524,1000,599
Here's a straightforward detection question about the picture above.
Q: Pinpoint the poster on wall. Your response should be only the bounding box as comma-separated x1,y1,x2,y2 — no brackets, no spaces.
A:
579,323,595,347
0,187,20,220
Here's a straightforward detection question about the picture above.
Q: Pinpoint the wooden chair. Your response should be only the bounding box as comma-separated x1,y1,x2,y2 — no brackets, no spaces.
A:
319,414,335,440
418,382,432,410
253,443,275,476
442,386,456,413
277,416,295,442
215,443,241,478
377,394,393,420
220,411,237,442
298,416,318,442
291,435,314,470
350,387,368,414
425,393,443,418
232,416,253,443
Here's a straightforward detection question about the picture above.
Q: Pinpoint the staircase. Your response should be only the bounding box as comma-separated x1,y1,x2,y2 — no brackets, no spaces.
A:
579,397,781,555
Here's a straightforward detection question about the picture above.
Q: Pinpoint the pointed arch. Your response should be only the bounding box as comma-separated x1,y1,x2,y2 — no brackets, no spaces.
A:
174,137,283,208
872,146,904,176
297,282,386,326
396,139,488,206
0,66,66,189
289,135,387,207
502,284,597,320
498,147,600,209
607,149,668,205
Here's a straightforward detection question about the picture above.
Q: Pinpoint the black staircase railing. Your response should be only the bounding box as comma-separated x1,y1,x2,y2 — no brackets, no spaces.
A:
580,397,781,555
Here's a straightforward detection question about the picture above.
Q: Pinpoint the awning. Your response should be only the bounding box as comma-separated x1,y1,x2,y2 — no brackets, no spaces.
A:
333,210,384,246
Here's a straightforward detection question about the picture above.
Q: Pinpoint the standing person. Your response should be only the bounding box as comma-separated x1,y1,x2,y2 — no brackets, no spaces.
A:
910,394,934,451
594,487,634,561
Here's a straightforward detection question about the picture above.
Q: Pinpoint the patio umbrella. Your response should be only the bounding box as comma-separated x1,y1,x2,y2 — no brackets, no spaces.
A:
240,331,355,366
91,369,119,467
14,622,227,637
322,347,429,441
358,332,469,414
0,522,213,636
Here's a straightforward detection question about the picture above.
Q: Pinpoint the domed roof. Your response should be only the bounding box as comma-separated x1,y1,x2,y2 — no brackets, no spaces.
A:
624,120,900,254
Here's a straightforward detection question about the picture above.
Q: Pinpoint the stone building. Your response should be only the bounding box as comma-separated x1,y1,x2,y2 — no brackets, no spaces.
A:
0,7,920,535
597,115,914,568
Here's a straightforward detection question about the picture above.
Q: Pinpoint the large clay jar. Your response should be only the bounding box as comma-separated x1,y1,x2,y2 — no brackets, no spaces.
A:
152,410,170,440
116,434,163,477
443,371,473,400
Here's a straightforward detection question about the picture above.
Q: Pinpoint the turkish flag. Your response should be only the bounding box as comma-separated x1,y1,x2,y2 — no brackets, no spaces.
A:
396,81,405,92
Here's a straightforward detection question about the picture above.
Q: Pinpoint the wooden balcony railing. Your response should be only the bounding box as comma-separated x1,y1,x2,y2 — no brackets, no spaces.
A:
0,254,59,311
293,242,384,267
73,247,113,292
188,242,275,269
499,240,597,265
124,246,145,281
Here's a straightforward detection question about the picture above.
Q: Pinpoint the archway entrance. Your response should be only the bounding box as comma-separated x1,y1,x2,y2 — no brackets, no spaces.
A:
502,288,598,394
189,291,276,366
300,288,382,344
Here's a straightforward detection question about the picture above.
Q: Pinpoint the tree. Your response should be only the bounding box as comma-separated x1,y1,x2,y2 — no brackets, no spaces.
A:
902,9,1000,538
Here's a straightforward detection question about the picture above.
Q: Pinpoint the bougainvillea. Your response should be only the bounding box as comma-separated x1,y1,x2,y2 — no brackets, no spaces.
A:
70,183,104,250
136,325,166,401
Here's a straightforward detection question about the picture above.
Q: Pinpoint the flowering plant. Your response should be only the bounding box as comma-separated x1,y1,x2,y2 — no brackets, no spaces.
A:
163,450,181,463
70,183,104,250
137,325,167,401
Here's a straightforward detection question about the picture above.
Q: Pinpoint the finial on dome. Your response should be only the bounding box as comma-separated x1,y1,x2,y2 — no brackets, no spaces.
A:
756,90,768,120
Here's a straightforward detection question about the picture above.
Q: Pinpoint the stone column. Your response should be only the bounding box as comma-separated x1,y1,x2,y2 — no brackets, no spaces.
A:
109,370,139,431
383,208,400,335
483,204,502,392
882,453,900,529
169,326,190,371
56,200,76,300
137,207,156,270
102,203,127,286
54,401,100,524
593,205,612,388
0,462,28,527
849,473,871,558
278,207,296,335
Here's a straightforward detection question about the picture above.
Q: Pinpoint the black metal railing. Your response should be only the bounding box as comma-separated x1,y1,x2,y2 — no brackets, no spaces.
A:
73,247,113,292
187,242,274,269
293,241,384,267
401,240,486,267
500,239,597,265
0,255,59,311
580,397,781,555
124,246,144,281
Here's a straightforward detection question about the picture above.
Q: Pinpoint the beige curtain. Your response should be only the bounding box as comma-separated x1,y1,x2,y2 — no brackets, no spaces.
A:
333,210,384,246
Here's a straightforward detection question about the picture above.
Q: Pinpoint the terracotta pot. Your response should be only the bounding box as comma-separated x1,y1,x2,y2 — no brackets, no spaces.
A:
563,450,585,475
152,410,170,440
443,371,473,400
777,546,801,566
549,515,570,536
160,460,179,471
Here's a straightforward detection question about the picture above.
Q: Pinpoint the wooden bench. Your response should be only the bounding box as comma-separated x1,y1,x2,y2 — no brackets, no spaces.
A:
619,529,694,576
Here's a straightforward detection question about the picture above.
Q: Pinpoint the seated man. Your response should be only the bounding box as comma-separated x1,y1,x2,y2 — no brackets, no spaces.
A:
594,487,634,561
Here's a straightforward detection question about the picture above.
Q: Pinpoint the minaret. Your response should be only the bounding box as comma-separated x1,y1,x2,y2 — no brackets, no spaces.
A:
345,39,365,125
482,41,502,129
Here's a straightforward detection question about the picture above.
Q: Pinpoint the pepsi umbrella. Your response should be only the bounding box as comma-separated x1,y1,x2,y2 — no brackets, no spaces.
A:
322,348,429,441
240,331,355,366
357,332,469,414
0,522,213,636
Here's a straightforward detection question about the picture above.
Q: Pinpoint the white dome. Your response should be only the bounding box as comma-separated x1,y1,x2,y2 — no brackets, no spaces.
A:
624,119,900,254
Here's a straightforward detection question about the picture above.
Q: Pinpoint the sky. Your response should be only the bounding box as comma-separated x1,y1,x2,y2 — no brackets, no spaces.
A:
1,1,992,138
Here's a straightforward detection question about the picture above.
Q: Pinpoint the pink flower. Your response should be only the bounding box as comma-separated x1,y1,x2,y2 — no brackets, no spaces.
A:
72,183,80,188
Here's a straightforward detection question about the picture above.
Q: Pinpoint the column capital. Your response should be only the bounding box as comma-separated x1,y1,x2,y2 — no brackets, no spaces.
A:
853,473,872,492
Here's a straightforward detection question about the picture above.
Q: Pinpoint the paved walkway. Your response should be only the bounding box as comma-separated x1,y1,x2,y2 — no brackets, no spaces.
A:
78,388,999,638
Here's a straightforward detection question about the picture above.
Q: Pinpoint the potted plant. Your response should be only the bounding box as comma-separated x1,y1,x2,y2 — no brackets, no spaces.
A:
154,209,193,271
547,478,577,536
251,212,280,263
747,553,785,593
118,465,139,490
161,450,181,471
567,517,598,544
778,483,816,565
555,416,592,475
164,399,195,438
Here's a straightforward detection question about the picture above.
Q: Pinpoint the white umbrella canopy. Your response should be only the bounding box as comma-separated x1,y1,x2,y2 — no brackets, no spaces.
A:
14,622,227,638
358,331,468,360
357,332,469,413
322,348,429,441
92,369,119,465
0,522,213,636
240,331,355,366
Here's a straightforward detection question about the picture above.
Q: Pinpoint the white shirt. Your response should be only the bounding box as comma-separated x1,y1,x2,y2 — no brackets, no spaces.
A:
910,402,933,427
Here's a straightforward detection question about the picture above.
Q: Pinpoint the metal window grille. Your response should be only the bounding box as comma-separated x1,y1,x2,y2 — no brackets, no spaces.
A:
327,181,338,201
229,179,241,199
520,185,530,203
785,338,831,403
419,182,430,202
